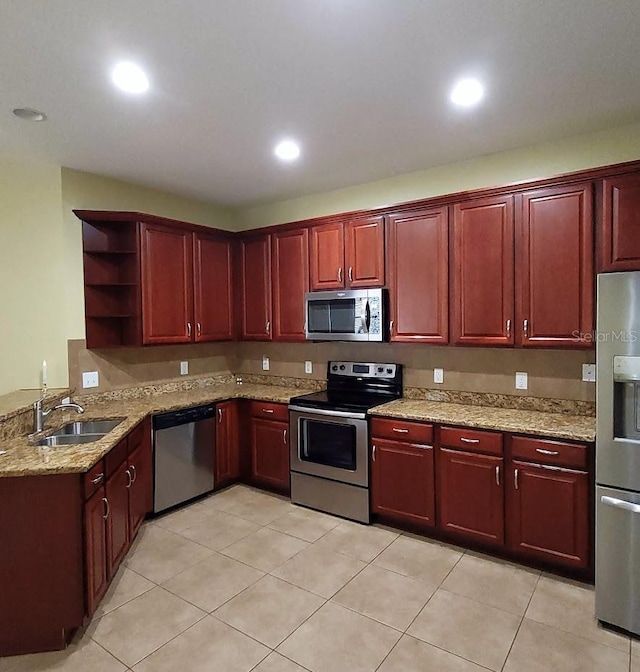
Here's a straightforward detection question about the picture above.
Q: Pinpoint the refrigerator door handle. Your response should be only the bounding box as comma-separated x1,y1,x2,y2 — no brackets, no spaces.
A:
601,495,640,514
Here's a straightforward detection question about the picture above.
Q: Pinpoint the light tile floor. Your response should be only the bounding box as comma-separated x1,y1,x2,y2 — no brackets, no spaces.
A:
1,484,635,672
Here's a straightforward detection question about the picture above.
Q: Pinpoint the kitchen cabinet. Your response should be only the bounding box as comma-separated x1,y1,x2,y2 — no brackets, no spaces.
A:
105,458,131,577
240,234,273,340
600,172,640,271
127,420,153,538
516,183,593,347
309,216,384,290
215,400,240,486
249,402,290,492
272,227,309,341
387,207,448,343
370,418,435,527
451,195,515,346
84,486,108,617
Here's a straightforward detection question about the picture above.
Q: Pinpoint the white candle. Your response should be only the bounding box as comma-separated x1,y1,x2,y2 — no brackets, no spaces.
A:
42,360,47,386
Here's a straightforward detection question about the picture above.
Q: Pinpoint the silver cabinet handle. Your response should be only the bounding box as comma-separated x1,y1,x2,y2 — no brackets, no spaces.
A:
523,319,529,338
495,465,500,486
348,266,353,283
506,319,511,338
392,428,409,433
283,428,287,445
372,444,376,462
197,322,201,337
102,497,110,520
125,468,132,489
514,468,519,490
130,464,137,484
187,322,192,337
262,408,275,414
337,267,342,283
389,320,394,334
266,320,270,334
418,444,433,450
536,448,559,456
460,437,480,444
218,407,223,422
601,496,640,514
91,472,104,485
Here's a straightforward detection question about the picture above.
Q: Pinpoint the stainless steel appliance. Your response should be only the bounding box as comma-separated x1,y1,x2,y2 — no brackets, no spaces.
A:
153,404,216,513
305,288,386,342
289,361,402,523
596,271,640,635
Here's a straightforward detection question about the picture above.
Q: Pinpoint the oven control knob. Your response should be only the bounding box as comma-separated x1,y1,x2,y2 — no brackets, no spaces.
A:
377,367,384,373
386,368,393,374
339,364,346,370
331,365,338,371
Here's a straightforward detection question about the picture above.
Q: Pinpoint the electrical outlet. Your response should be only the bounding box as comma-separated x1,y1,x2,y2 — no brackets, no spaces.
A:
180,361,188,375
262,356,270,371
82,371,99,388
515,372,528,390
305,360,313,374
582,363,596,382
434,368,444,384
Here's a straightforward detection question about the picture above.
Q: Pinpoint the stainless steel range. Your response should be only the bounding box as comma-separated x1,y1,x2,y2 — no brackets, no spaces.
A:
289,361,402,523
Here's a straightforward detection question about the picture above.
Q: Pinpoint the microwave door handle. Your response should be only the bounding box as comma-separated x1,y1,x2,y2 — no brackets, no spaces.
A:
365,300,371,333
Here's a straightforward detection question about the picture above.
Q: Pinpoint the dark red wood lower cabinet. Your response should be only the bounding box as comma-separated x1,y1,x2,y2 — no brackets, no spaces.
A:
128,440,153,539
371,438,435,527
250,418,290,492
84,487,108,617
105,462,131,578
437,447,505,547
215,400,240,486
507,461,590,569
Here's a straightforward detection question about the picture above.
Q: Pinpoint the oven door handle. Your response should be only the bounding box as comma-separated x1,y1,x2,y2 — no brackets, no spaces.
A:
288,405,367,420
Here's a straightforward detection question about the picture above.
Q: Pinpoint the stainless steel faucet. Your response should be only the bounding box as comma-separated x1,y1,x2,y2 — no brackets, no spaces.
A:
33,398,84,433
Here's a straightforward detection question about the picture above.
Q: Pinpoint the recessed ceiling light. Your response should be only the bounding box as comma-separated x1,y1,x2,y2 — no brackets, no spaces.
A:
111,61,149,94
274,139,301,162
13,108,47,122
450,78,484,107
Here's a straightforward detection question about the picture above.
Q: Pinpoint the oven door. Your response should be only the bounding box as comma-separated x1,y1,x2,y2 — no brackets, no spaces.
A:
289,406,369,487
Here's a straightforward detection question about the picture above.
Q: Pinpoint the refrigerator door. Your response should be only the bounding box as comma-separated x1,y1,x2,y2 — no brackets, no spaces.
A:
595,485,640,635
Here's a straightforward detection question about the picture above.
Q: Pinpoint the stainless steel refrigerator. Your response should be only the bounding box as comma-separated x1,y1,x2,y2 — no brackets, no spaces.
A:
596,271,640,635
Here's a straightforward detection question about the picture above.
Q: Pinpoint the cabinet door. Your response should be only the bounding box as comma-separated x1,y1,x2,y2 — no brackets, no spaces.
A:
310,221,345,290
215,401,240,485
451,196,514,345
272,228,309,341
84,487,108,618
601,173,640,272
140,223,193,344
437,447,505,546
346,216,385,287
240,235,272,340
517,184,593,347
193,232,234,341
387,208,448,343
128,431,153,540
507,461,589,569
251,418,290,492
371,438,435,527
105,462,131,579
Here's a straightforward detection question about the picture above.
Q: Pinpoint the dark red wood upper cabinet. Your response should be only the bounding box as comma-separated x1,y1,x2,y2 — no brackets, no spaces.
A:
84,486,108,618
516,184,594,347
272,227,309,341
507,461,589,569
437,447,505,547
310,221,345,290
105,461,131,579
387,207,448,343
250,417,290,492
240,235,272,340
215,400,240,485
140,223,193,344
346,216,385,287
451,196,515,346
601,173,640,271
193,232,234,341
371,437,435,527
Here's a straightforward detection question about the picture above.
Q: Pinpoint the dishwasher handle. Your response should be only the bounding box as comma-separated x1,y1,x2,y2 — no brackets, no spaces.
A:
152,404,216,431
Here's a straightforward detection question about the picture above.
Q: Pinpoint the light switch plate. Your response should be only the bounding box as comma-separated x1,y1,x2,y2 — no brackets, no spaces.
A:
180,361,188,375
262,356,270,371
305,360,313,374
582,363,596,382
82,371,99,388
515,372,528,390
434,368,444,384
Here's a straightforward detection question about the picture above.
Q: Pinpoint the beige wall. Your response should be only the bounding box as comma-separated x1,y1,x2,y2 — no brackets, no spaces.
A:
235,120,640,229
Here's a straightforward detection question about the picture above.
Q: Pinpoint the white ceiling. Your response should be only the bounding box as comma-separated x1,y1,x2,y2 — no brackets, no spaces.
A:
2,1,640,207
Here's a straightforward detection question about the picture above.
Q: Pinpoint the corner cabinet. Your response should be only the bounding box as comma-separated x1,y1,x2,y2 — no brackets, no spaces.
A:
239,234,273,340
600,172,640,272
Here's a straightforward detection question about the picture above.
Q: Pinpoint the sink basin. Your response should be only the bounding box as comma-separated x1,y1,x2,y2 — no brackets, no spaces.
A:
52,419,124,436
37,434,105,447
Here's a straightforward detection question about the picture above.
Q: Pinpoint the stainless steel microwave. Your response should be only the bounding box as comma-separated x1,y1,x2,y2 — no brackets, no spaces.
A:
304,288,386,342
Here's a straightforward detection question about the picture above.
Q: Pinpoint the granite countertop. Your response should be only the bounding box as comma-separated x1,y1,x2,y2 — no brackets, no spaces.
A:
370,399,596,443
0,383,302,478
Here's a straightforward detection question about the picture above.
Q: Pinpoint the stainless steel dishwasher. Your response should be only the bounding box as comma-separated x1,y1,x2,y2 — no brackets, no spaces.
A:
153,404,216,513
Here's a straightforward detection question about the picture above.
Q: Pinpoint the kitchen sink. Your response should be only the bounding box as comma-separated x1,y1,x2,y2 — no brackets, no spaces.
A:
53,419,123,436
36,434,106,447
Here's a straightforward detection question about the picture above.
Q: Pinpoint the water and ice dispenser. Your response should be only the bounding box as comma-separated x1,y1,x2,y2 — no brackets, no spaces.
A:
613,356,640,440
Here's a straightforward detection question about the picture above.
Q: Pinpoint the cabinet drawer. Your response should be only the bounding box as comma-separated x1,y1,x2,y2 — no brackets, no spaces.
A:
511,436,588,470
370,417,433,444
105,437,129,477
250,401,289,422
83,460,106,500
440,426,503,456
